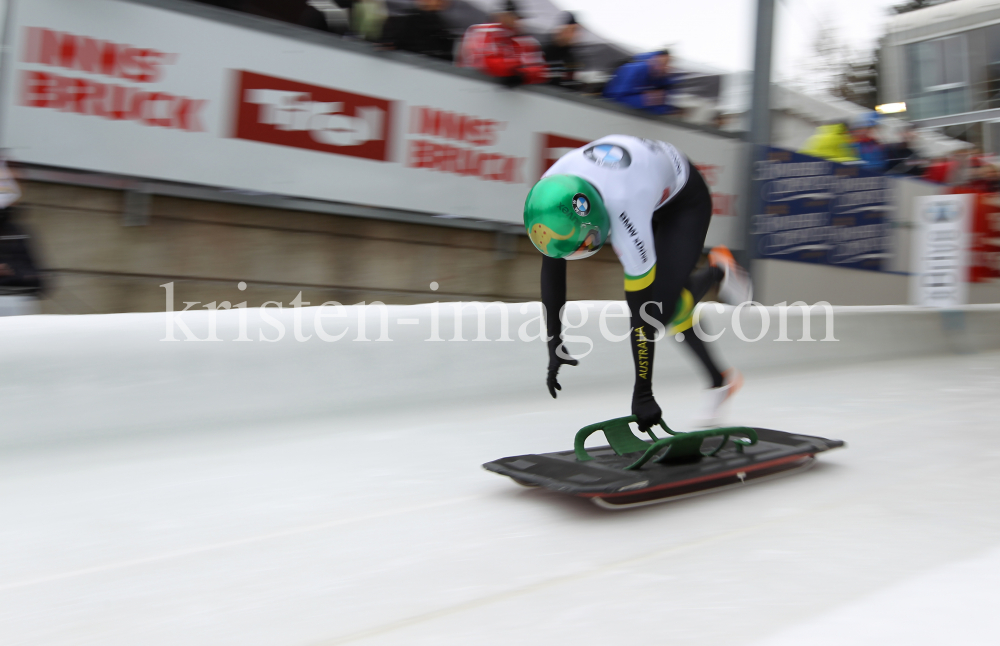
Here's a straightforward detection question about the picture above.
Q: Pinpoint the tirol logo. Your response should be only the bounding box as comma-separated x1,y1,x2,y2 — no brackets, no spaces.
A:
232,70,393,161
584,143,631,169
572,193,590,217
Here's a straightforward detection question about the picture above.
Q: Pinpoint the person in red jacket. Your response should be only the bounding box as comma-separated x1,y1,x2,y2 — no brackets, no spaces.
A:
457,0,547,87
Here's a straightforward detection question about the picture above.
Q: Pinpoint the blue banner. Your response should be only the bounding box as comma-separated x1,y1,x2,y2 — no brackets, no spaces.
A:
752,148,892,272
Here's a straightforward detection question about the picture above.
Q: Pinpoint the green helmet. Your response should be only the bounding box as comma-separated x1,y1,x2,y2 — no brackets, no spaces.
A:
523,175,610,260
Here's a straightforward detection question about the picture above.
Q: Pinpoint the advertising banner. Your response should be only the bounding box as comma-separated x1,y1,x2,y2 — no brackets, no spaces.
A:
910,194,972,308
752,148,892,271
0,0,744,247
968,192,1000,283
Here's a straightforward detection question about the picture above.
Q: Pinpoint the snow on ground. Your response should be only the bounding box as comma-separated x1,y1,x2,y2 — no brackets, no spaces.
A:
1,313,998,645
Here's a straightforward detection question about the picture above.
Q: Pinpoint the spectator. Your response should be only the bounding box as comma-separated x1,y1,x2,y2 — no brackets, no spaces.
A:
953,147,984,186
924,156,959,184
381,0,455,62
0,209,43,298
543,12,582,89
923,147,985,186
457,0,547,87
884,123,924,176
848,112,887,173
799,122,859,162
0,162,45,309
603,49,682,115
974,158,1000,193
353,0,388,42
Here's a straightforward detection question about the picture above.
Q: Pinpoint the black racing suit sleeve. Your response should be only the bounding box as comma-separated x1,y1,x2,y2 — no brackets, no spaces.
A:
540,255,578,397
540,255,567,356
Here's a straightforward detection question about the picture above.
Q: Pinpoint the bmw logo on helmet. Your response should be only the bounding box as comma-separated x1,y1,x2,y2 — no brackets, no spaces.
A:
572,193,590,217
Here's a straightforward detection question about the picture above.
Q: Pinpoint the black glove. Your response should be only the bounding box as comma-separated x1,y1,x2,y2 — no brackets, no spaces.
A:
631,391,662,431
546,339,578,398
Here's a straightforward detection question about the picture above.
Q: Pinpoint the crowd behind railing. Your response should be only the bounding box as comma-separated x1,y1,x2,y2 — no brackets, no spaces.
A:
799,112,1000,194
4,1,997,307
192,0,690,115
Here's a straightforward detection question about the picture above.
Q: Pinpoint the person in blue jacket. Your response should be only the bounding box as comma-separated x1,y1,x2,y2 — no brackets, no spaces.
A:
603,50,683,116
848,112,887,173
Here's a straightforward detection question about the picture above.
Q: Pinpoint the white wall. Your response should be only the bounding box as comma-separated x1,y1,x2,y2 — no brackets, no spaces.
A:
2,302,998,448
0,0,745,246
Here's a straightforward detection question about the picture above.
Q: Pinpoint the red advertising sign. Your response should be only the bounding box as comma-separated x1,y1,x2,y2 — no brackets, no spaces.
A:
537,133,588,179
695,163,736,216
405,106,524,183
19,26,207,132
232,70,394,162
969,192,1000,283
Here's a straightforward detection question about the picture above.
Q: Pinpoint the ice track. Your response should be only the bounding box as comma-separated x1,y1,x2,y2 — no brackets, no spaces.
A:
1,304,999,645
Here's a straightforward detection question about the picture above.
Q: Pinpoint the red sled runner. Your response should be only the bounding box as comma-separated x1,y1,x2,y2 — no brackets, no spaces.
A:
483,416,845,509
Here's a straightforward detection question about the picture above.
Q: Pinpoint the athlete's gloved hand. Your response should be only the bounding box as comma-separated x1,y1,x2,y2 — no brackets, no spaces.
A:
631,391,662,431
546,339,578,398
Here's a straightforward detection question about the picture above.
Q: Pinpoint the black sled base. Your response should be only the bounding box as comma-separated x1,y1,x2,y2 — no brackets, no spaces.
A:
483,416,844,509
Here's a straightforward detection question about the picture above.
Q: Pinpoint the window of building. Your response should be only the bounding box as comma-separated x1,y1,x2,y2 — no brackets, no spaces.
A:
906,34,969,119
987,121,1000,155
985,24,1000,110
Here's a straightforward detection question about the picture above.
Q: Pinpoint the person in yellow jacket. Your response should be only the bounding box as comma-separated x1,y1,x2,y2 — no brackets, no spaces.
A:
799,122,859,163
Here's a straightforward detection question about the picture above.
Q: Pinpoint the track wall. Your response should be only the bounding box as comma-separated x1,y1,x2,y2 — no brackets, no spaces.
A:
3,304,998,448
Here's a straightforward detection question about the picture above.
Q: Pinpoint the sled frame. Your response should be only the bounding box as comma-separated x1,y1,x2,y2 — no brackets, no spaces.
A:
573,415,759,470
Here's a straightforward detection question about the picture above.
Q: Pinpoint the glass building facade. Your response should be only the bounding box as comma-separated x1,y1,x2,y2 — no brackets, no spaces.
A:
905,23,1000,121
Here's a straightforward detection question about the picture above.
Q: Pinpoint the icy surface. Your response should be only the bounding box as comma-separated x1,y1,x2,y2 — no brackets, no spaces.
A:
1,338,999,645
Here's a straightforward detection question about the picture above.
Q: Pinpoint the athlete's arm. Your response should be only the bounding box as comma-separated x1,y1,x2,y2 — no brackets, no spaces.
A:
540,255,578,398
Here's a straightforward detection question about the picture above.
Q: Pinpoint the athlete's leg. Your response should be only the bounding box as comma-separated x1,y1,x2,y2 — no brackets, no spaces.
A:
681,262,746,426
709,246,753,304
686,265,724,303
625,165,713,428
677,266,726,388
680,329,725,388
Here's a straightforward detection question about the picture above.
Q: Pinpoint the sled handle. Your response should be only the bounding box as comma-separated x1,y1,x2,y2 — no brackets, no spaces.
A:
624,427,758,471
574,416,673,461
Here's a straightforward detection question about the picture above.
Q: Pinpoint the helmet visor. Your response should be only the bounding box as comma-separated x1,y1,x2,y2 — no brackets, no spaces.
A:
565,227,605,260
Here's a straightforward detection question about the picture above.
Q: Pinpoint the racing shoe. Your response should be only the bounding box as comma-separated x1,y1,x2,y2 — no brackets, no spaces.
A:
692,369,743,428
709,246,753,305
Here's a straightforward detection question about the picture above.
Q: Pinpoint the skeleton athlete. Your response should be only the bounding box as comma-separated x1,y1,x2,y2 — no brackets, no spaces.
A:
524,135,752,428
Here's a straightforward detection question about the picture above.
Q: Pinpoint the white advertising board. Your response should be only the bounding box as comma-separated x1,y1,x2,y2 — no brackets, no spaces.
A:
0,0,744,247
910,194,973,308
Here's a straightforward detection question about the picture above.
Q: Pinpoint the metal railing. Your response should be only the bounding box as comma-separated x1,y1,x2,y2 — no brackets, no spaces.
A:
908,78,1000,120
